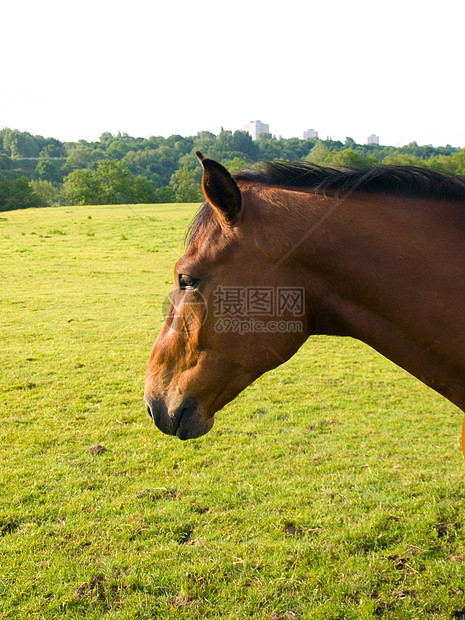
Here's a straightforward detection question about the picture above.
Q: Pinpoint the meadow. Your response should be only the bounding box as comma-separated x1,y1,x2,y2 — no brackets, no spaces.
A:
1,202,465,619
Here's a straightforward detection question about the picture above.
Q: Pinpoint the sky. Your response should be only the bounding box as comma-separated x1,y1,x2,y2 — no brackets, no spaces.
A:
2,0,465,148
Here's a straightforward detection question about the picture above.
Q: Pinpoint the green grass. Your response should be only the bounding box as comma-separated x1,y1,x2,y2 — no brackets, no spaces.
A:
1,203,465,619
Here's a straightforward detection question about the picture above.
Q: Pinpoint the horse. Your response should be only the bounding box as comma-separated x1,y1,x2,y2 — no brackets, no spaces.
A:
145,151,465,456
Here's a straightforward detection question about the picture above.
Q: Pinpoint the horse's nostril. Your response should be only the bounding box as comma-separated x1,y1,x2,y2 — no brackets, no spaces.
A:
145,402,153,419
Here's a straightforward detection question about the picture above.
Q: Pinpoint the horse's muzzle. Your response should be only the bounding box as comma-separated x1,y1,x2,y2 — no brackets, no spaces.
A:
144,396,213,440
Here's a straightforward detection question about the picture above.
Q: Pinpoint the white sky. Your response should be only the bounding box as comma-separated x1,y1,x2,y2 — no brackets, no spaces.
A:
2,0,464,147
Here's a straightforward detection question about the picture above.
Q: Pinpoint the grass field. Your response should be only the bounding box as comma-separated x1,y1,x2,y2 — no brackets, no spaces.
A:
1,203,465,619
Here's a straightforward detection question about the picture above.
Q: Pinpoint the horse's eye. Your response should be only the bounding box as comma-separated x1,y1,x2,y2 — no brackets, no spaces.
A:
179,274,199,290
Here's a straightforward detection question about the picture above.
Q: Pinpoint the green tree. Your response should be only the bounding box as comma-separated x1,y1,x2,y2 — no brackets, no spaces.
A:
123,149,169,186
40,142,66,158
448,149,465,174
231,130,259,158
428,149,465,175
0,154,13,171
0,175,40,211
382,153,423,166
36,159,62,183
2,130,40,158
220,157,249,173
275,137,311,160
325,148,373,167
169,165,202,202
305,140,330,164
133,175,156,203
62,160,156,205
216,128,234,153
257,138,283,160
62,169,101,205
96,160,135,203
66,144,105,170
192,132,217,160
154,186,176,203
106,140,132,160
29,180,56,206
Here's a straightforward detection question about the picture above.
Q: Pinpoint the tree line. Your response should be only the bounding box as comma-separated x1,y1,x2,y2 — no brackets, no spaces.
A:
1,127,465,211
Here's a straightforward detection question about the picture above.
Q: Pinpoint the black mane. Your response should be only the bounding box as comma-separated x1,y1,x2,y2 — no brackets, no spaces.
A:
187,161,465,245
234,161,465,203
186,203,216,246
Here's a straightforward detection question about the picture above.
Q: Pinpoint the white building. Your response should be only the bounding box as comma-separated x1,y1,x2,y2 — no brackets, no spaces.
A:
303,128,318,140
242,120,270,140
367,134,379,145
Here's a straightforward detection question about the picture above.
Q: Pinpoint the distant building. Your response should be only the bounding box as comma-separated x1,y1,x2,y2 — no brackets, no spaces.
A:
242,120,269,140
303,128,318,140
367,134,379,145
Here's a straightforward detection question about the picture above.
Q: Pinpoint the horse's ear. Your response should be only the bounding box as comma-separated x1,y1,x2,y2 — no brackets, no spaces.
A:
196,151,241,223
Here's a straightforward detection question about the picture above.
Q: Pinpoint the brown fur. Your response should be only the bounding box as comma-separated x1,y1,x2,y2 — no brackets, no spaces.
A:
145,158,465,455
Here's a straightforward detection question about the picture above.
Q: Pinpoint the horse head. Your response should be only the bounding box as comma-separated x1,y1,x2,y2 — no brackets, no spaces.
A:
144,153,308,439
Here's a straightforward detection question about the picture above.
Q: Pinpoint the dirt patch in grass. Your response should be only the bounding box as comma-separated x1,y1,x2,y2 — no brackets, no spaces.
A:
178,528,193,544
73,574,106,601
170,593,197,609
284,522,303,537
435,521,461,541
89,444,108,455
0,519,21,536
136,487,180,501
387,555,408,570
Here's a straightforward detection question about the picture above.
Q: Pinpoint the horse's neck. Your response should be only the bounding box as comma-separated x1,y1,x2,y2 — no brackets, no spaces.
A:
297,192,465,412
